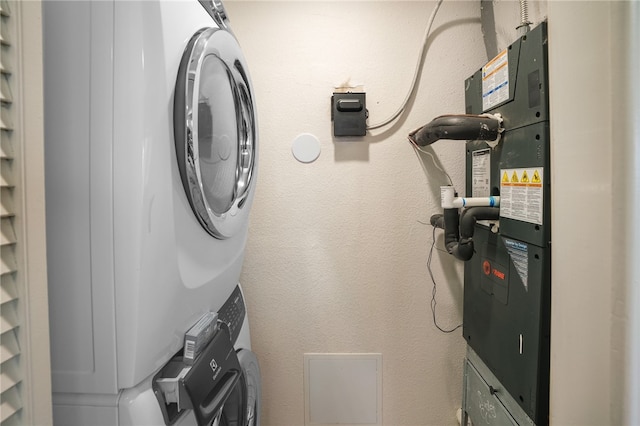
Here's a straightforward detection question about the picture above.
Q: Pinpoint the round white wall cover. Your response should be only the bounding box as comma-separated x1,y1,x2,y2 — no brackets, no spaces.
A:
292,133,321,163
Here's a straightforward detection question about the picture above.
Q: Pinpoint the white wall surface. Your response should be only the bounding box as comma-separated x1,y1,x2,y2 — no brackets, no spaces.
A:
225,1,545,425
548,4,612,423
548,2,640,425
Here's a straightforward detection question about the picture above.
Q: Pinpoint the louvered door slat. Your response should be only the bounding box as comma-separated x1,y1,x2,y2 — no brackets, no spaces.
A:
1,103,13,131
0,136,11,159
0,47,11,75
0,273,17,304
0,356,18,394
0,386,21,423
0,324,19,364
0,160,12,187
0,17,10,46
0,245,15,275
0,415,19,426
0,297,17,335
0,217,16,245
0,188,13,218
0,74,12,103
0,0,10,17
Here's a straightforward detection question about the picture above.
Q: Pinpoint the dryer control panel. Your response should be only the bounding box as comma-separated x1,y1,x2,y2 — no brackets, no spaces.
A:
217,284,246,346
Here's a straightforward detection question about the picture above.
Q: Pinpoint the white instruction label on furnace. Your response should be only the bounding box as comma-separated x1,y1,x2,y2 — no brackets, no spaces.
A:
472,149,491,197
482,49,509,111
500,168,544,225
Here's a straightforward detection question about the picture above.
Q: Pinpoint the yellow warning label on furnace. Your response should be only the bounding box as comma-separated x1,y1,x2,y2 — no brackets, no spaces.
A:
532,170,541,183
500,168,544,225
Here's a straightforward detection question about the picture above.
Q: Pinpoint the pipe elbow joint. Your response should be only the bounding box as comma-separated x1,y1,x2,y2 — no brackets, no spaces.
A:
451,238,474,261
430,214,444,229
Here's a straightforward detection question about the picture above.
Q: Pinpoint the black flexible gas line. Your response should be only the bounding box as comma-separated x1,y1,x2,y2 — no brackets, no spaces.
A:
408,114,502,147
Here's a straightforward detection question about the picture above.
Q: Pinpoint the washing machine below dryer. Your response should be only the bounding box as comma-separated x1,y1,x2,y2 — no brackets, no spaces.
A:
43,0,260,424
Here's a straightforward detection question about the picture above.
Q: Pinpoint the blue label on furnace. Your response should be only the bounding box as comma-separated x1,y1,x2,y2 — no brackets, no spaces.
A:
503,237,529,290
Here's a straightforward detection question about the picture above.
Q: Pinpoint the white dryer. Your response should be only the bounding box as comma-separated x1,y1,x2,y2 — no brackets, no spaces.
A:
42,0,260,424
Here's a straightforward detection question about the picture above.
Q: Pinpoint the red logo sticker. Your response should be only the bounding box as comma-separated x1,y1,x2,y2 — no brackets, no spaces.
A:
483,260,491,276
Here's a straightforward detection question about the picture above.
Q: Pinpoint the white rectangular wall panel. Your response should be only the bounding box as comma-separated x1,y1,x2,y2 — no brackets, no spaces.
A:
304,353,382,426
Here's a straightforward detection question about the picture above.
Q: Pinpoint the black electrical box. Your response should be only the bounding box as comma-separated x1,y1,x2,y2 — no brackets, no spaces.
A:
331,92,367,137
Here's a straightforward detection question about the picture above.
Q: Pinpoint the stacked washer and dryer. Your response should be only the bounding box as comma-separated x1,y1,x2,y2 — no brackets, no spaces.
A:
42,1,260,424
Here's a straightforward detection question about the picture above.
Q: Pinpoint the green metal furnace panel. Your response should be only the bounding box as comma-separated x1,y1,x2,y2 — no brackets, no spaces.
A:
463,226,551,423
467,123,551,248
464,22,549,131
462,22,551,425
498,122,551,248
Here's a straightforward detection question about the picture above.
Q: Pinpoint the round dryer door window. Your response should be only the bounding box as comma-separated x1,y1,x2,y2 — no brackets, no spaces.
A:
175,27,256,239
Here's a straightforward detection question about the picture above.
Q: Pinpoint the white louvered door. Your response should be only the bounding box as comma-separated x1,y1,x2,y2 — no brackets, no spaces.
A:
0,0,52,424
1,1,21,423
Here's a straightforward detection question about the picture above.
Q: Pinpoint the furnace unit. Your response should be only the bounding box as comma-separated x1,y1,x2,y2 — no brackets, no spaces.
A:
412,22,550,425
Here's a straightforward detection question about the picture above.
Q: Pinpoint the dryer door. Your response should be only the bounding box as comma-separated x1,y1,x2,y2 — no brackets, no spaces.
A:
174,26,257,239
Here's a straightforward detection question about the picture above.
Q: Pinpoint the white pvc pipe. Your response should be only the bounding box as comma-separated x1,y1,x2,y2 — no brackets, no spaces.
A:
440,186,500,209
452,196,500,208
440,186,456,208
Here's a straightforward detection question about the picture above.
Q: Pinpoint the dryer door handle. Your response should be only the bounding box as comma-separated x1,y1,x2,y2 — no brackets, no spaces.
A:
198,370,240,422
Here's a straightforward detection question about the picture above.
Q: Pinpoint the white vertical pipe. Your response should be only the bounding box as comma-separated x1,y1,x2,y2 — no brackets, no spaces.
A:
440,186,456,209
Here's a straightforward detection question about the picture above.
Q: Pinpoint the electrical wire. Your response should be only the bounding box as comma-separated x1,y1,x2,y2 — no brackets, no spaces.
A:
366,0,444,130
409,134,453,186
428,225,462,334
